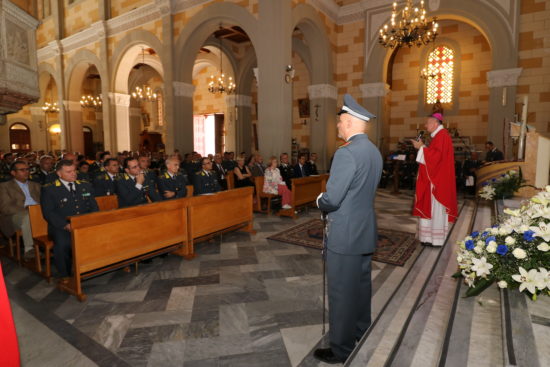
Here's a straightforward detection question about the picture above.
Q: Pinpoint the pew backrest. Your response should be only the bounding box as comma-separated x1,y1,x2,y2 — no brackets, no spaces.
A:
226,170,235,189
28,204,48,238
290,176,326,207
95,195,119,211
70,199,189,274
188,187,253,241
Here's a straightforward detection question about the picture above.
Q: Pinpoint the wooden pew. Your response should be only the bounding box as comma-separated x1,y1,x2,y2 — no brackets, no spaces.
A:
95,195,118,211
186,185,193,197
186,187,254,256
278,175,326,218
66,198,190,301
28,205,54,282
252,176,279,214
226,169,235,189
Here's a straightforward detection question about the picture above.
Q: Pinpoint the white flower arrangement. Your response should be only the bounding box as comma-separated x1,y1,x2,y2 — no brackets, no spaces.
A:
455,185,550,300
478,169,527,201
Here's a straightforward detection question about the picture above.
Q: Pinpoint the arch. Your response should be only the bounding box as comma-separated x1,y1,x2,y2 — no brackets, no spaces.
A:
110,29,166,93
235,47,258,96
38,63,60,104
365,2,515,84
291,3,333,85
64,49,105,102
174,2,259,83
9,122,30,130
9,122,32,152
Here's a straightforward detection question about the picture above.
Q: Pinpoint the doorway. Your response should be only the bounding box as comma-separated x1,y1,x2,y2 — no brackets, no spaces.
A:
9,123,31,153
83,126,93,158
193,113,224,156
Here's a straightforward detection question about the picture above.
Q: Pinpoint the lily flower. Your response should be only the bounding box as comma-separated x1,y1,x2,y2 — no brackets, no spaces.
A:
471,257,493,278
529,222,550,242
512,267,541,294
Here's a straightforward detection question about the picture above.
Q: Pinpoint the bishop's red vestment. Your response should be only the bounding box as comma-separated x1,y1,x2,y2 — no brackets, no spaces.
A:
413,126,458,246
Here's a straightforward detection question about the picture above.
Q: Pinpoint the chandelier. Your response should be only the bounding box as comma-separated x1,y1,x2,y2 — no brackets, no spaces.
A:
42,101,60,113
131,47,158,102
80,95,102,109
379,0,438,49
208,25,236,95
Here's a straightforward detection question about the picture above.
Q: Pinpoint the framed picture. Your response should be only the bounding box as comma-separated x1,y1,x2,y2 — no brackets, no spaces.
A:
142,113,150,127
298,98,310,118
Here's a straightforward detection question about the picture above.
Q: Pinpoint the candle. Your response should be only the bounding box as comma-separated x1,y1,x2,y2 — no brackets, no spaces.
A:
521,95,528,125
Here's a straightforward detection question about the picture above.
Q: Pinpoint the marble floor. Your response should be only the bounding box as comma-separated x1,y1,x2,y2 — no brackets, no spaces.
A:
3,190,424,367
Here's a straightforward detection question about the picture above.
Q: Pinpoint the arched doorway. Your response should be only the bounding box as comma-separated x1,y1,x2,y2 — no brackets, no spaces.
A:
112,40,165,152
48,123,62,152
83,126,93,158
9,123,31,153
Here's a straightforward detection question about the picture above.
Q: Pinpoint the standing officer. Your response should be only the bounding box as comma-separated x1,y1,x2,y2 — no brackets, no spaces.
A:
157,156,187,200
116,157,161,207
93,158,120,196
193,157,221,195
41,160,99,283
314,94,383,364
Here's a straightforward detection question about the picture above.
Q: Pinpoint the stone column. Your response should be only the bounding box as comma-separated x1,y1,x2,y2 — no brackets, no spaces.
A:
487,68,522,156
157,0,176,154
256,0,293,159
360,82,390,148
307,84,337,172
49,41,68,151
172,81,195,153
29,107,48,152
226,94,253,154
109,93,131,151
64,100,84,154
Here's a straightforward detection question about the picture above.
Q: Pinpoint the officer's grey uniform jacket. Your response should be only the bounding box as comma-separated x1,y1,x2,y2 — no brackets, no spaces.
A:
318,133,383,255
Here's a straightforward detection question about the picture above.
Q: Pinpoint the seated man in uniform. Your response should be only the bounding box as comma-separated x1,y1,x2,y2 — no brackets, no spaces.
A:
212,153,227,190
93,158,120,196
279,153,294,189
193,157,221,195
31,155,55,185
138,155,158,184
305,152,319,175
0,161,41,260
41,160,99,283
116,157,161,207
157,156,188,200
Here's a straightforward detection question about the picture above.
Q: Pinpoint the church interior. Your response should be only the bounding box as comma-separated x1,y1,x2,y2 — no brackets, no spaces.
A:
0,0,549,366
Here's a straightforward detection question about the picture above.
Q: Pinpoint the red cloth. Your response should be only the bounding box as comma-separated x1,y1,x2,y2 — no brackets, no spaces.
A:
413,128,458,223
0,262,20,367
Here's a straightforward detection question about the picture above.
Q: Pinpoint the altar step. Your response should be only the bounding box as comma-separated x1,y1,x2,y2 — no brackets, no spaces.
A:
345,199,550,367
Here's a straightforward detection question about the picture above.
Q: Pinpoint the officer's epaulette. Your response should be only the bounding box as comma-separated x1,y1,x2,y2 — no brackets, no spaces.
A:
339,141,351,149
54,179,61,187
199,171,205,176
164,172,170,179
124,173,130,180
76,180,81,184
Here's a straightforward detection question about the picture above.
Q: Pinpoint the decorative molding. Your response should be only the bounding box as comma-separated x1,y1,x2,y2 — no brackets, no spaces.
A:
360,82,390,98
61,22,104,54
309,0,339,22
338,0,388,24
225,94,252,108
487,68,522,88
173,81,195,97
172,0,211,14
107,3,160,36
1,0,39,29
109,92,131,106
29,106,44,115
156,0,173,17
308,84,337,100
63,100,81,111
4,63,39,97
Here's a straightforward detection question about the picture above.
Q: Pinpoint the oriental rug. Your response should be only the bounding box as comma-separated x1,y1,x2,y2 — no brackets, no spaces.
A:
267,219,418,266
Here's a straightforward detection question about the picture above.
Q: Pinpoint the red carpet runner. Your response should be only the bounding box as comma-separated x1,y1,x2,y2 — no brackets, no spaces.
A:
0,262,20,367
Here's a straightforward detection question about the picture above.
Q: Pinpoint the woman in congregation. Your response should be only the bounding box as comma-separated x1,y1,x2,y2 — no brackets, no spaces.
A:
263,156,292,209
233,156,254,188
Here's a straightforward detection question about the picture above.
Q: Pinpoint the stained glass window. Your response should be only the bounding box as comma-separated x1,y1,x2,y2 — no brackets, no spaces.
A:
426,46,454,104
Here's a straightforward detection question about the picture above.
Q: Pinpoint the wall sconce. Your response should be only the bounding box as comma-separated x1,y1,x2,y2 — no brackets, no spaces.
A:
285,65,295,83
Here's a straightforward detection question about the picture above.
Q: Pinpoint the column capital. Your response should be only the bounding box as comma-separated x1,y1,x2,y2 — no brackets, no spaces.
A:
173,81,195,97
487,68,523,88
226,94,253,108
360,83,390,98
63,100,81,111
109,92,131,107
307,84,337,100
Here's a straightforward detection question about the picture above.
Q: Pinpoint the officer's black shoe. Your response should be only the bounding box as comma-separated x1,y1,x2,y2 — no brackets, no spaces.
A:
313,348,346,364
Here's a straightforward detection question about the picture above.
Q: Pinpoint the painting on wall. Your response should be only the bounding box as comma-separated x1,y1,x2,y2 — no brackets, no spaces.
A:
298,98,310,118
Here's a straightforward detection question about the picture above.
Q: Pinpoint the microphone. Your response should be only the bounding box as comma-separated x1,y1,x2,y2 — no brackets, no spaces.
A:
416,130,425,142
